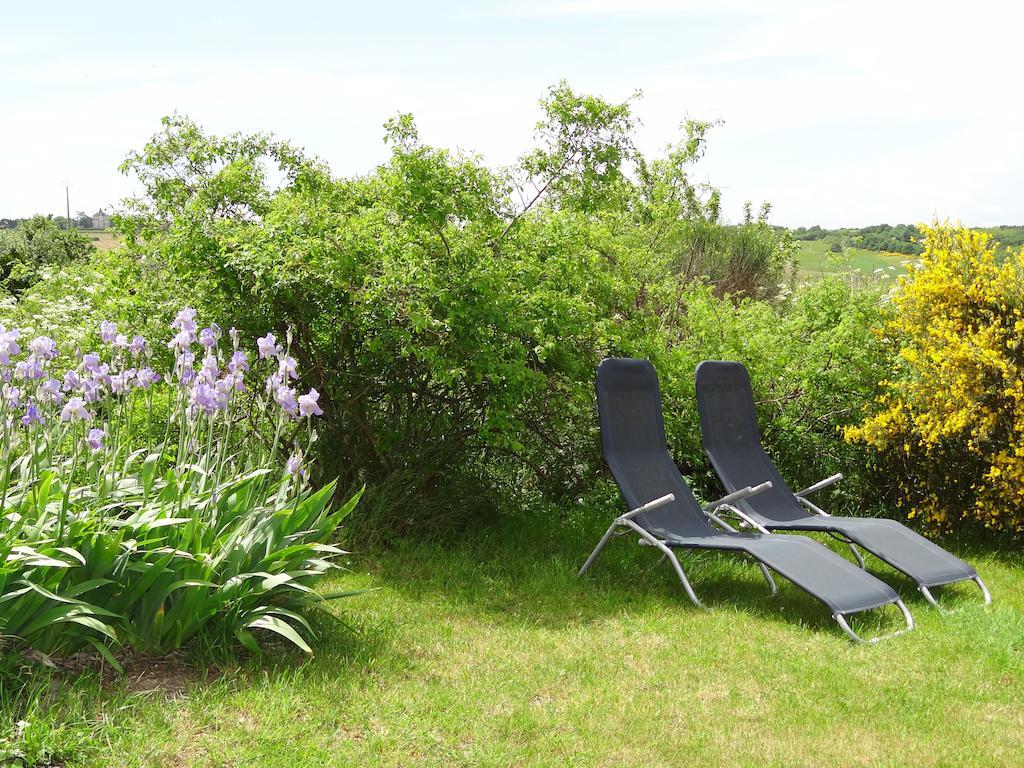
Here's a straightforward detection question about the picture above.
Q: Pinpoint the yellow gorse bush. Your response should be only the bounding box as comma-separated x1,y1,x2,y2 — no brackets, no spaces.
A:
846,223,1024,532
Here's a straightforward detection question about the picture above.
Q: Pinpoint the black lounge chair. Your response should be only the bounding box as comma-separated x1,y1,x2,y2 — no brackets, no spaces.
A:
694,360,990,610
579,357,913,643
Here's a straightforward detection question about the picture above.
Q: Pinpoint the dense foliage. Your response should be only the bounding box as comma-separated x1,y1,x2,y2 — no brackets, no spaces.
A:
846,224,1024,533
0,310,359,661
111,86,804,531
979,225,1024,249
591,277,888,511
0,217,94,295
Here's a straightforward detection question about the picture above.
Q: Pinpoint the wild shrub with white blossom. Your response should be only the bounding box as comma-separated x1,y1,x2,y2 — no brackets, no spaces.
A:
0,309,359,663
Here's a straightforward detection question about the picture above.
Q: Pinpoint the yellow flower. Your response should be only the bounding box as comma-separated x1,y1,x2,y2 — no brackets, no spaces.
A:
845,222,1024,533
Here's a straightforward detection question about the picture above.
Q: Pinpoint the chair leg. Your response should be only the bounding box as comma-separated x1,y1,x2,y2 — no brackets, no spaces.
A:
833,599,914,643
660,547,706,610
919,575,992,611
617,519,707,610
847,542,867,569
752,558,777,595
578,522,620,577
975,576,992,605
918,584,945,612
825,531,867,569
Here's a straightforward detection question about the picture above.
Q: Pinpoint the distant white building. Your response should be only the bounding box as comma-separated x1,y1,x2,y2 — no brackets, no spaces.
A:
92,209,111,229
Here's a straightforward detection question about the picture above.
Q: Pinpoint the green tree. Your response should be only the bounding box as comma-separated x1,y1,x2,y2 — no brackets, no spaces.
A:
114,87,796,530
0,216,94,295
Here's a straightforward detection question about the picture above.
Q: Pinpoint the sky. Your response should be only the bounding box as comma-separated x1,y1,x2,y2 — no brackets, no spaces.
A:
2,0,1021,228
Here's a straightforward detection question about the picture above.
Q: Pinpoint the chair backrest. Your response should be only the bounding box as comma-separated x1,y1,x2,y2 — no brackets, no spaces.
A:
596,358,711,536
694,360,808,523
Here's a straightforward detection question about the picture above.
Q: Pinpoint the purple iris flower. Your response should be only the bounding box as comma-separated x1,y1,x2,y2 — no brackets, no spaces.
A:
37,378,63,405
3,385,21,407
111,369,136,395
81,353,103,375
14,357,45,381
257,332,281,360
90,363,111,388
191,382,227,415
168,329,195,351
174,350,196,384
86,427,106,452
21,401,43,427
265,371,283,394
61,396,93,422
81,379,102,403
28,336,58,360
298,388,323,418
99,321,118,344
0,326,21,365
227,350,249,374
199,327,218,348
286,452,307,480
274,385,298,416
62,370,81,391
114,333,128,349
198,355,219,385
129,335,148,357
136,368,161,389
278,355,298,380
171,307,198,333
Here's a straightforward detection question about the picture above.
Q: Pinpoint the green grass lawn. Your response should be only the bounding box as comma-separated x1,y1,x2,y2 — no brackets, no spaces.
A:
794,240,913,279
8,515,1024,767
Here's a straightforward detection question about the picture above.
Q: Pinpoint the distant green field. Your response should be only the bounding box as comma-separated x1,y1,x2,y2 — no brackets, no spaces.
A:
794,239,912,278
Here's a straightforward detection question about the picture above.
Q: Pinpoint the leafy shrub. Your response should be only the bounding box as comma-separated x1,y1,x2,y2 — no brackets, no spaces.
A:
846,223,1024,533
671,211,794,301
615,277,892,507
0,217,94,296
0,249,179,364
112,87,803,532
0,309,359,662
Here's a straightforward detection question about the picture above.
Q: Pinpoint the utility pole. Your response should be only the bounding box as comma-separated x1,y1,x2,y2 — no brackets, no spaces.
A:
66,185,72,229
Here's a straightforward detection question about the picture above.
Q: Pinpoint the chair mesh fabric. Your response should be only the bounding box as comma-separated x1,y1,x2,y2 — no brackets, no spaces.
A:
695,361,810,523
595,357,902,613
695,359,978,587
596,358,711,536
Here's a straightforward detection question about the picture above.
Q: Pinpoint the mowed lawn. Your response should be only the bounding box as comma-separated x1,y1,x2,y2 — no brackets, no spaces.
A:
794,240,912,278
19,511,1024,768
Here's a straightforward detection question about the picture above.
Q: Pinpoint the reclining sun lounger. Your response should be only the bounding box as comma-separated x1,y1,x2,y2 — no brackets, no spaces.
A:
579,357,913,642
694,360,990,610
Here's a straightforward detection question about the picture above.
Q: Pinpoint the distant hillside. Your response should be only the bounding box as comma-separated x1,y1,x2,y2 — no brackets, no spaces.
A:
792,223,921,254
981,226,1024,248
791,223,1024,255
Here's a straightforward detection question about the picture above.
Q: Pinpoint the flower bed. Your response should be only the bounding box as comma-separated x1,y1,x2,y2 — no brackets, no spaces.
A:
0,309,359,665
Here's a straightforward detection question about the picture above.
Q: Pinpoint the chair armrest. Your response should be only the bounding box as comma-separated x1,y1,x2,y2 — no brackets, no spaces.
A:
796,496,830,517
618,493,675,522
795,473,843,498
712,503,772,534
704,509,738,532
700,481,773,512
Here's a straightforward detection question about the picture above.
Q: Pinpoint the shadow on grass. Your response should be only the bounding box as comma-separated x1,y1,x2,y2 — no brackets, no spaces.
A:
352,514,940,641
15,514,1002,730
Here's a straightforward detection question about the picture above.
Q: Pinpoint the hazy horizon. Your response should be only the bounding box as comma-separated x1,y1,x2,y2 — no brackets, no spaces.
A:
3,0,1021,228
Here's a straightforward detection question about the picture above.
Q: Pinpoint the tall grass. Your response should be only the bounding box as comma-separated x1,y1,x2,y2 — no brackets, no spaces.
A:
673,217,794,299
